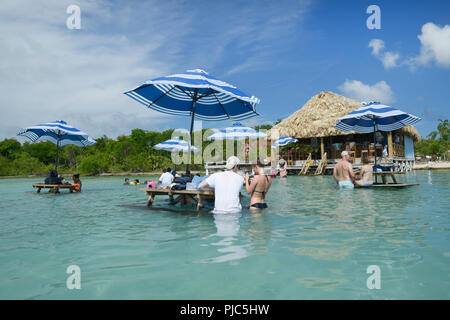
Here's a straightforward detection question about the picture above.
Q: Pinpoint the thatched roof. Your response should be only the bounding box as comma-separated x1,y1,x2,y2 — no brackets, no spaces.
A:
268,91,421,141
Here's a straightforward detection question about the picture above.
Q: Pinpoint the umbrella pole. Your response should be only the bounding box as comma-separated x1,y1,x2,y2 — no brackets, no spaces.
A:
373,117,377,168
55,137,60,172
186,89,199,174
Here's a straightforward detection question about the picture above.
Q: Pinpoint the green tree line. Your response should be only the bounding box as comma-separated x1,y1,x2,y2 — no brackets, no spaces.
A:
0,129,205,176
414,119,449,159
0,119,447,176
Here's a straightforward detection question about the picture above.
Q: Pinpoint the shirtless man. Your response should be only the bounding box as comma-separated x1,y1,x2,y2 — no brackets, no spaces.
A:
333,151,355,189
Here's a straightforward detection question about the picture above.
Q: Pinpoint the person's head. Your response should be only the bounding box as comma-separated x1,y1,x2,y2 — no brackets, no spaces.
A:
252,158,264,175
225,156,240,172
135,179,139,183
362,156,370,165
279,159,286,167
73,174,80,181
124,178,129,184
341,150,350,161
167,167,172,174
186,170,191,176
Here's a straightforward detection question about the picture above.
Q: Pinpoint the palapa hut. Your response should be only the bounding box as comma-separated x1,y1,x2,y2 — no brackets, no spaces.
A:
269,91,420,170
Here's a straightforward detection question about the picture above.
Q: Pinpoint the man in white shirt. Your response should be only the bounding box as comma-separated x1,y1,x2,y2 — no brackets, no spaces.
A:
158,167,174,188
198,156,243,214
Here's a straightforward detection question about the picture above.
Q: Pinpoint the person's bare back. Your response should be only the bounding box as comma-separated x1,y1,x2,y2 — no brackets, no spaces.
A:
334,160,353,181
333,151,355,189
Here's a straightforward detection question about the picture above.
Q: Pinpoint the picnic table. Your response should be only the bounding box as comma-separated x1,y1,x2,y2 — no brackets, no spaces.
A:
33,183,77,193
373,171,401,184
140,188,215,211
355,171,418,188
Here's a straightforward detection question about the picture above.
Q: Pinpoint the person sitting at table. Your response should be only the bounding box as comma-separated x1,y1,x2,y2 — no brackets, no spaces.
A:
72,174,82,192
354,156,373,186
158,168,174,188
244,158,271,209
45,170,62,184
147,179,157,189
198,156,243,214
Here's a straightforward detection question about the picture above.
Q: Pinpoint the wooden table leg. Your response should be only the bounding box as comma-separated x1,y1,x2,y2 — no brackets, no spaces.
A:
197,195,204,211
172,195,183,204
147,193,155,207
391,174,397,184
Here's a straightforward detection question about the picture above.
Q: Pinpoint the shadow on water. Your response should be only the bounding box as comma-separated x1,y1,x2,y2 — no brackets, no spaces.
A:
116,204,213,216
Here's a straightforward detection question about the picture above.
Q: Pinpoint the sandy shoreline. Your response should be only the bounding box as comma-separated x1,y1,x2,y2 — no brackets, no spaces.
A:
413,161,450,170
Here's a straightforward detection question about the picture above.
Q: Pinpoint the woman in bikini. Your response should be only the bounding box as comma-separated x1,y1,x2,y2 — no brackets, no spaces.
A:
244,159,272,209
355,156,374,186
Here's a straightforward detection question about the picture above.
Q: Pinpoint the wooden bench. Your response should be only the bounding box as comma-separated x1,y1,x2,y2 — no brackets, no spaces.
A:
373,171,399,184
33,183,77,193
140,188,215,211
355,171,418,188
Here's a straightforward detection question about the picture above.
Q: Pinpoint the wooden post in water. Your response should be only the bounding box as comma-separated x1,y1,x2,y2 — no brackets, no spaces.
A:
320,137,325,160
387,131,394,157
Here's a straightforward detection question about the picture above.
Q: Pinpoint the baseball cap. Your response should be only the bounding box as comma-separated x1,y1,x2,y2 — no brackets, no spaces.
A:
225,156,240,170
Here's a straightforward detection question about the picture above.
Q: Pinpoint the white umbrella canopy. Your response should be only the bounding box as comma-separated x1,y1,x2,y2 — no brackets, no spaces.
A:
207,122,267,140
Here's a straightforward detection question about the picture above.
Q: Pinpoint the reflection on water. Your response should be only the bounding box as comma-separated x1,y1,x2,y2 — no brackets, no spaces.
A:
200,213,250,264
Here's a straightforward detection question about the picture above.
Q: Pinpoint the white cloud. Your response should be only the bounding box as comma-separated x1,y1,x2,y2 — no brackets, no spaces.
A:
410,22,450,68
368,39,385,56
368,39,400,69
338,80,395,104
0,0,313,140
0,0,194,140
369,23,450,71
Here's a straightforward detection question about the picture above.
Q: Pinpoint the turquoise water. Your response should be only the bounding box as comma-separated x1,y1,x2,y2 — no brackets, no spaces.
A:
0,170,449,299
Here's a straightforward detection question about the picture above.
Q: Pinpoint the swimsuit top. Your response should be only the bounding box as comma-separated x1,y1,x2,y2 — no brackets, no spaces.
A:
252,175,269,199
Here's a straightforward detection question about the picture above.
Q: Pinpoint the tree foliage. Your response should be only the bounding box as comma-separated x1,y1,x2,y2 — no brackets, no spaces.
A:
415,119,449,159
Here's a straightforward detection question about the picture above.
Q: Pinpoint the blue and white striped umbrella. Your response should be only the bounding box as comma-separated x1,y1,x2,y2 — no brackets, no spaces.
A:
18,120,96,170
154,137,199,153
334,102,421,166
271,135,298,148
18,120,96,146
207,122,267,140
124,69,260,121
334,102,421,133
125,69,260,173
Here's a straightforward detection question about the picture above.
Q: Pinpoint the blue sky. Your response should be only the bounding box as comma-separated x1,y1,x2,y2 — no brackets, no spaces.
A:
1,0,449,140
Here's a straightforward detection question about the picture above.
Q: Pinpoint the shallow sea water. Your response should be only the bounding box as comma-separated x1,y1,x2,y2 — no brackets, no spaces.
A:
0,170,448,299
